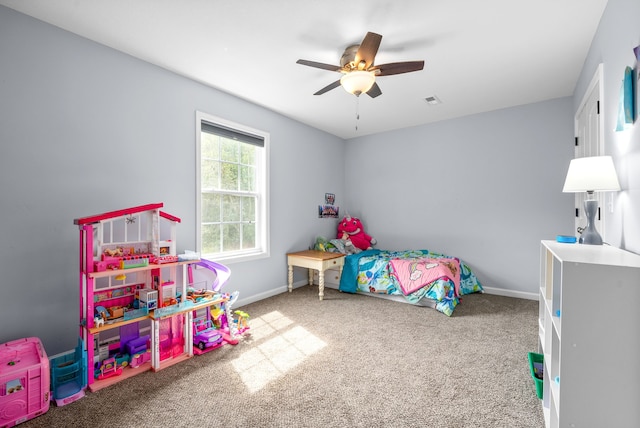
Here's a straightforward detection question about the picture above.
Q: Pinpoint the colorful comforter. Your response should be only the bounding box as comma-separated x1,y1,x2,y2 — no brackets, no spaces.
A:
339,249,483,316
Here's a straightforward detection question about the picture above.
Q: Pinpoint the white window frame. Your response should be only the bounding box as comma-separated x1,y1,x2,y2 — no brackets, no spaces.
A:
195,111,270,263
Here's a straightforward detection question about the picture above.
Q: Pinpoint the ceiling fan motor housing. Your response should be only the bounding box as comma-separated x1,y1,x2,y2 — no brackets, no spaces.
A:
340,45,361,70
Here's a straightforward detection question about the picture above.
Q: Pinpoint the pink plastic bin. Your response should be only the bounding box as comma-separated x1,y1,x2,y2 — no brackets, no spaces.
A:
0,337,50,427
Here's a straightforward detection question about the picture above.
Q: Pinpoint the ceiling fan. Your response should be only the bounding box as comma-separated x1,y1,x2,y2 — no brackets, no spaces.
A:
296,31,424,98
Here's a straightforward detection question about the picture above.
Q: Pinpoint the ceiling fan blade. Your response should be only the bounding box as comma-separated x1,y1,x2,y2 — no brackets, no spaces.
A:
313,80,342,95
372,61,425,76
354,32,382,69
366,82,382,98
296,59,341,72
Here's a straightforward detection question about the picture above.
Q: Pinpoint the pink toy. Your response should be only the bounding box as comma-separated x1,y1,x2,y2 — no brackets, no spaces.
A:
96,357,123,380
130,350,150,368
337,216,377,251
0,337,50,426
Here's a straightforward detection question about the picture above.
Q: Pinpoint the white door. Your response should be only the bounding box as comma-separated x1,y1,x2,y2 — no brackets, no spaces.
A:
574,64,605,240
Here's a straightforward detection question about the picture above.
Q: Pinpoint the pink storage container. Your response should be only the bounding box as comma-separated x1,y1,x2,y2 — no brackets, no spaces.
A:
0,337,50,427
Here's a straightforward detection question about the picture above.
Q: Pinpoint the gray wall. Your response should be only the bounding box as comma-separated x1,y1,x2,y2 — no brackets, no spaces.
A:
0,7,344,355
344,98,575,295
3,0,637,356
573,0,640,254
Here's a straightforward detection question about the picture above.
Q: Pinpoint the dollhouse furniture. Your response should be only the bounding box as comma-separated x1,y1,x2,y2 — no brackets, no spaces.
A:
538,240,640,427
0,337,50,427
74,203,237,392
287,250,345,300
49,338,86,406
124,335,149,357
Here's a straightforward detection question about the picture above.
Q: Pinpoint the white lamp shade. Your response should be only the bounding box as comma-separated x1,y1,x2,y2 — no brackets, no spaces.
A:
340,71,375,95
562,155,621,193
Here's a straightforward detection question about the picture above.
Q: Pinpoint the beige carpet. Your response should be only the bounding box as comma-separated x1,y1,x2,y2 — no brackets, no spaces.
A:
20,286,544,428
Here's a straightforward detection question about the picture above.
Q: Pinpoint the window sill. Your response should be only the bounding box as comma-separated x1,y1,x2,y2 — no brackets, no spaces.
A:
200,250,269,265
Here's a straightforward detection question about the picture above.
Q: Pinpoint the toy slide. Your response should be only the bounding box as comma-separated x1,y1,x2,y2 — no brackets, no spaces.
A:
188,259,231,292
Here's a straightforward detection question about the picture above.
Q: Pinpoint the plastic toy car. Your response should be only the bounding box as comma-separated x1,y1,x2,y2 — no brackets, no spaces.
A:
193,319,224,350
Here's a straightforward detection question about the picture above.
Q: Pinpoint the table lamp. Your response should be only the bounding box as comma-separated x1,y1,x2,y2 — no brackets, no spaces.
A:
562,156,621,245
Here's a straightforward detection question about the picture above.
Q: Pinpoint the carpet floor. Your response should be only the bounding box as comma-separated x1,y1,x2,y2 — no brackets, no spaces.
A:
20,286,544,428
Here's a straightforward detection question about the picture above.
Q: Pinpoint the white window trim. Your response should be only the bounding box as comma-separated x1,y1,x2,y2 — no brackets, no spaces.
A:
195,111,270,264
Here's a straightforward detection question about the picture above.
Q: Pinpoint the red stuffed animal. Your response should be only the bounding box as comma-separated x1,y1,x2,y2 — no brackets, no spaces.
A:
337,216,376,251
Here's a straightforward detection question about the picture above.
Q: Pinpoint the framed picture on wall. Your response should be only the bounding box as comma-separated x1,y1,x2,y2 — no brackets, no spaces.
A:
318,205,339,218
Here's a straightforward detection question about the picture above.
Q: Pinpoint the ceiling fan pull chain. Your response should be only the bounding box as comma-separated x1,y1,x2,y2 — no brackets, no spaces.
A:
355,96,360,131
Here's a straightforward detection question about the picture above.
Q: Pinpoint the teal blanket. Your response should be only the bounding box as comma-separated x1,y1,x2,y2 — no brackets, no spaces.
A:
339,249,380,293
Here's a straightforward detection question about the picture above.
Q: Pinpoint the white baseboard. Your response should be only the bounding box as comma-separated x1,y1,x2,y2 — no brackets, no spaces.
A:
235,280,308,308
481,286,538,301
235,282,538,308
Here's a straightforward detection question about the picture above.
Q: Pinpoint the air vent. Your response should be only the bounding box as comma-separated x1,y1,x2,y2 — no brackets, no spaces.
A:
424,95,442,105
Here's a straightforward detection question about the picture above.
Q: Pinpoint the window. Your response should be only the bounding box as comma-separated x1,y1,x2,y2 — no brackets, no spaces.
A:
196,112,269,262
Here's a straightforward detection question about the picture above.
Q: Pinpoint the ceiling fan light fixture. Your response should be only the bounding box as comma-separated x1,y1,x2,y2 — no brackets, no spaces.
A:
340,71,376,96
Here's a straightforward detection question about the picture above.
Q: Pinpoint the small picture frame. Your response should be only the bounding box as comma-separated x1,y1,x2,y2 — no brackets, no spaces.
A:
325,193,335,205
318,205,339,218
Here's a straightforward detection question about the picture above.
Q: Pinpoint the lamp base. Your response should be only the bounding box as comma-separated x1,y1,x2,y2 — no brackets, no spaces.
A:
579,199,603,245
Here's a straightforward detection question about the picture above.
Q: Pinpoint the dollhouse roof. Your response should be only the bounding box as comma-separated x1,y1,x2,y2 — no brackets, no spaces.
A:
73,202,181,225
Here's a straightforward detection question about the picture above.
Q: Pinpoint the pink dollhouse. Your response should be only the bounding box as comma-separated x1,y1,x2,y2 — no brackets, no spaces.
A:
74,203,185,391
74,203,240,392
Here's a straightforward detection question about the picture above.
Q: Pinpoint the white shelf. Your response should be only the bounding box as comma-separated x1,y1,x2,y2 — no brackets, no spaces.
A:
538,240,640,427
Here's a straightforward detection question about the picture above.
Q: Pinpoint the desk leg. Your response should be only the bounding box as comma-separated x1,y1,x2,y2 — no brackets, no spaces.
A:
318,270,325,301
288,265,293,293
308,269,314,286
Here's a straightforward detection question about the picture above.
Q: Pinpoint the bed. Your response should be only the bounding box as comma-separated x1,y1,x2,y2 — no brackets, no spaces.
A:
337,249,483,316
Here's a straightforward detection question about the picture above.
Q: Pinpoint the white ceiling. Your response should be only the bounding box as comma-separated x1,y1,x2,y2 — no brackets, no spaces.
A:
1,0,609,139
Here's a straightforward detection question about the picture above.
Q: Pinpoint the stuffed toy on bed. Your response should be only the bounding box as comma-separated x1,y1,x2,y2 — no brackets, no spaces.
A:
314,236,360,255
337,216,377,251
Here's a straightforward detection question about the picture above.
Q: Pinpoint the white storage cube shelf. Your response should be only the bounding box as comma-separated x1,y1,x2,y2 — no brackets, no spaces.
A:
538,240,640,428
